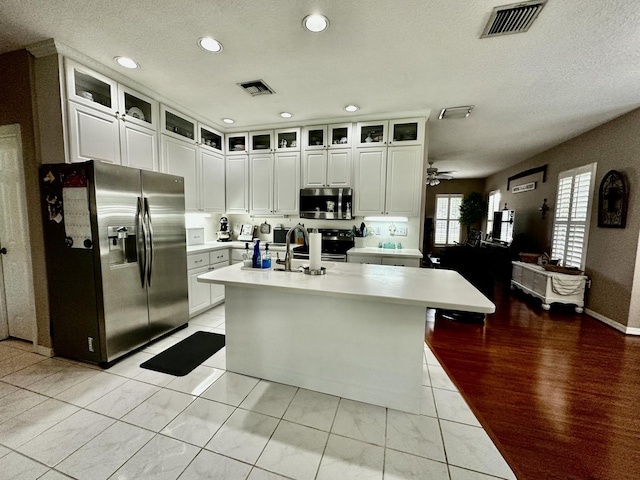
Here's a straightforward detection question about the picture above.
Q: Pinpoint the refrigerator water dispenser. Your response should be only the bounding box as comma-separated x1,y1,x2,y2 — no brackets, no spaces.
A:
107,225,138,265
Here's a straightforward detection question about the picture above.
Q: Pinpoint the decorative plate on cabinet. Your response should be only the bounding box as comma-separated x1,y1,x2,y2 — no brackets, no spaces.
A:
127,107,145,121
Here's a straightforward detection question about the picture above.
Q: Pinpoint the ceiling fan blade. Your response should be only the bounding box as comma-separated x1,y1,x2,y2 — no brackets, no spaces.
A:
436,174,453,180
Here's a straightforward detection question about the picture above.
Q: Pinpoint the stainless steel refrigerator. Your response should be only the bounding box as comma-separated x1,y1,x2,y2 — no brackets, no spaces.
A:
40,160,188,366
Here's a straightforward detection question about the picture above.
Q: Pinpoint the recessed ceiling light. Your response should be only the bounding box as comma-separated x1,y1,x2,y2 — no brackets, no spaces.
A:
303,14,329,33
222,118,235,124
279,112,293,118
114,56,138,69
344,105,359,112
198,37,223,53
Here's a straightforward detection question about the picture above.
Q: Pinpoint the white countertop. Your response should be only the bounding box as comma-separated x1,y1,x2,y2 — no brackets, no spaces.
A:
198,261,495,313
347,247,422,259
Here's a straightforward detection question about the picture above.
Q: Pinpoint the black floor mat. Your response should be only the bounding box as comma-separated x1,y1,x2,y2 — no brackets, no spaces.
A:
140,331,225,376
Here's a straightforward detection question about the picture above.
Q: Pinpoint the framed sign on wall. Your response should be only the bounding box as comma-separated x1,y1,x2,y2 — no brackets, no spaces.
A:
598,170,627,228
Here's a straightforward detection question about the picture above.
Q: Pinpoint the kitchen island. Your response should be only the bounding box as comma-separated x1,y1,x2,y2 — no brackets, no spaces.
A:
198,261,494,413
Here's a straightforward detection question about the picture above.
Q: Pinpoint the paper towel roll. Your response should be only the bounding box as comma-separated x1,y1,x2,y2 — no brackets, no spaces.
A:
309,232,322,271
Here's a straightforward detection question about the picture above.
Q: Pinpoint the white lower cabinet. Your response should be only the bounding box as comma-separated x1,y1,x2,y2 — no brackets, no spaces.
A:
347,254,420,267
187,250,229,316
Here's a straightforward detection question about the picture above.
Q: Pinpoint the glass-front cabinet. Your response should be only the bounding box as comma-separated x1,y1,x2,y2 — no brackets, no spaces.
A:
304,123,352,150
226,133,248,155
121,86,157,130
275,127,300,151
161,106,196,143
388,118,424,146
65,59,118,113
249,130,274,153
198,123,224,155
329,123,352,148
355,121,388,148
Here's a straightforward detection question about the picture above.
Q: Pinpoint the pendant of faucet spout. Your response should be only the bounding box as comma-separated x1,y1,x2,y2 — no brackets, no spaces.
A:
281,224,308,271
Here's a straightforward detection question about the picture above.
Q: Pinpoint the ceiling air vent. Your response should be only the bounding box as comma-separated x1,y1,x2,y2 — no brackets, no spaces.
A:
238,79,275,96
481,0,547,38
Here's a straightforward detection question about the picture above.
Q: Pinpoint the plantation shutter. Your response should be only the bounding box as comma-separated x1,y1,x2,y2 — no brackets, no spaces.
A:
435,194,463,245
551,164,596,269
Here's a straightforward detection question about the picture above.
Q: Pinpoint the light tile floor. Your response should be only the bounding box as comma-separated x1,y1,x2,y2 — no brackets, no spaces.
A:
0,305,516,480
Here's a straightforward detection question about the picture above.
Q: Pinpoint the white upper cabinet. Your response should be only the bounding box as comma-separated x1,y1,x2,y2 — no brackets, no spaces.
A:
249,153,274,215
249,130,274,154
198,123,224,155
226,154,249,213
355,120,388,148
161,105,196,144
226,132,248,155
200,149,225,212
388,118,425,147
161,135,198,211
275,127,301,152
65,59,158,169
353,145,423,216
302,124,352,187
274,151,300,214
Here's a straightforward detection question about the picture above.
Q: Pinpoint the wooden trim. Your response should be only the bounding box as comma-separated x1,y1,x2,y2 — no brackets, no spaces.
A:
507,164,547,190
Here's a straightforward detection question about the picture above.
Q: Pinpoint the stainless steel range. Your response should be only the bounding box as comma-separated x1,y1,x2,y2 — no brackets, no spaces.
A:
292,228,354,262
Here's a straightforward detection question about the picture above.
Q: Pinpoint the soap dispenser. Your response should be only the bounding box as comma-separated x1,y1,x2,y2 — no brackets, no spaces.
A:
262,243,271,269
252,240,262,268
243,242,252,268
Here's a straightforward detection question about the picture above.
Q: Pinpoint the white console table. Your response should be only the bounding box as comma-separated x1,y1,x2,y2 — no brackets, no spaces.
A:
511,261,587,313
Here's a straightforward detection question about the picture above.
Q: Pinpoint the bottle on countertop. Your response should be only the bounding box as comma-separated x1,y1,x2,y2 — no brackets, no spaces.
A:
262,243,271,269
252,240,262,268
243,242,252,268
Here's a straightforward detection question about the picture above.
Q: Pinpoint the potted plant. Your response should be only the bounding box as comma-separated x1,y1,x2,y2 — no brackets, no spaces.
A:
459,192,487,235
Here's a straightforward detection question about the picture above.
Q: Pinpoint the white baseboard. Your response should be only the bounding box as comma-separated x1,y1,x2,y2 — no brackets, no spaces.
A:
34,344,54,357
585,309,640,335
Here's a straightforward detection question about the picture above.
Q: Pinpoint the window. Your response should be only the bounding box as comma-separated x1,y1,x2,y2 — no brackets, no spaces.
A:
435,194,463,245
486,190,501,239
551,163,597,269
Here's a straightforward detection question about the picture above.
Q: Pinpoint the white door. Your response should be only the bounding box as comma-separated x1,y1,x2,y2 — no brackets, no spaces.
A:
67,101,121,164
161,135,198,211
0,125,37,342
120,121,158,171
303,150,327,187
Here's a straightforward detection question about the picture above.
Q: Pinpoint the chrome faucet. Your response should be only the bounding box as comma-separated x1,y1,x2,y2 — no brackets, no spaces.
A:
276,224,309,271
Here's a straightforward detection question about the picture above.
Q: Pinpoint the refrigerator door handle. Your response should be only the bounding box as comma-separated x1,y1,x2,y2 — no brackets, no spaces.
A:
137,196,147,288
144,197,154,286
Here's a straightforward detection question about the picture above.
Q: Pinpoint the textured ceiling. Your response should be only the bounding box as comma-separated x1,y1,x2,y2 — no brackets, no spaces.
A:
1,0,640,178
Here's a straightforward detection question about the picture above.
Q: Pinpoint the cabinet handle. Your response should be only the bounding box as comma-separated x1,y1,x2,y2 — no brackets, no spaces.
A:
195,259,203,264
114,111,119,119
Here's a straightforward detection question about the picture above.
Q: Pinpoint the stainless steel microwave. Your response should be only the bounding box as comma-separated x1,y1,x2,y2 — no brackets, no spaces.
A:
299,188,353,220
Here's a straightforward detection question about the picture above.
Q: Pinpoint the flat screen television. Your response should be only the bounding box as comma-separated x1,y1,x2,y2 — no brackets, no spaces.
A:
492,210,514,245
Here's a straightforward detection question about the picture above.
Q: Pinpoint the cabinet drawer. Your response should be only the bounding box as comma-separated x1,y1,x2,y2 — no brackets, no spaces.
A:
208,260,229,272
209,250,229,264
381,257,420,267
187,252,209,270
348,254,382,265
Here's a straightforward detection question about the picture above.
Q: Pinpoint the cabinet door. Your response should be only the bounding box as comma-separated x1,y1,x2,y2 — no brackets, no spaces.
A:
381,257,420,267
226,155,249,213
226,133,248,155
208,260,229,306
274,152,300,215
188,265,211,315
118,85,158,130
353,148,387,216
67,102,120,164
304,125,327,150
385,145,422,216
120,121,158,171
328,123,352,148
348,254,382,265
250,130,274,153
65,59,118,115
200,150,225,212
355,121,388,148
161,105,196,143
250,154,274,215
327,148,352,187
275,127,300,152
161,135,198,211
303,150,328,187
198,123,224,155
388,118,424,147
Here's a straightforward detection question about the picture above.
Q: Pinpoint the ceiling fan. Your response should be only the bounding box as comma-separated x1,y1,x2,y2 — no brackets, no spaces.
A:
426,161,456,186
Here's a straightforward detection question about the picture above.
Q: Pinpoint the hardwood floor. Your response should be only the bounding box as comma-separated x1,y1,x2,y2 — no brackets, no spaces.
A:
426,285,640,480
